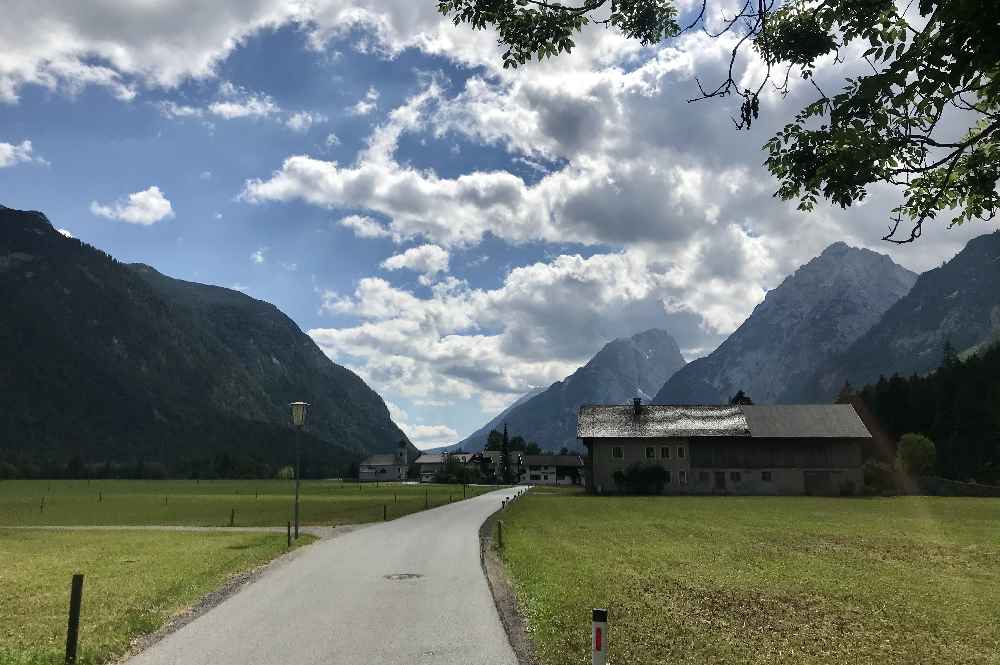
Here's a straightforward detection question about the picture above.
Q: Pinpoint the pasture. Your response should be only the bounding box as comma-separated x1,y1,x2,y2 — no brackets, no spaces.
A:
0,529,312,665
499,493,1000,665
0,479,490,527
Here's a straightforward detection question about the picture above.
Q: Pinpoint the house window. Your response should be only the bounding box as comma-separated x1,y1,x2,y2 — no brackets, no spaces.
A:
677,446,686,459
665,469,672,483
762,471,772,482
679,470,688,484
698,471,709,483
730,471,741,482
661,446,670,459
530,474,541,481
612,446,624,459
645,447,655,459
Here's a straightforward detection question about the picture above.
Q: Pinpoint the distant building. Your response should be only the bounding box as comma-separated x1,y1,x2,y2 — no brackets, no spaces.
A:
579,400,868,495
413,453,447,483
479,449,524,483
519,454,584,485
359,440,413,482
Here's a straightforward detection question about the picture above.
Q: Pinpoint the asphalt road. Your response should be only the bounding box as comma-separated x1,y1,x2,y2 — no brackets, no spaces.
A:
127,486,523,665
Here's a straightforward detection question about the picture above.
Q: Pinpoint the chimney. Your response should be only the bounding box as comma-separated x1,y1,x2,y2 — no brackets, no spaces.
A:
633,397,642,417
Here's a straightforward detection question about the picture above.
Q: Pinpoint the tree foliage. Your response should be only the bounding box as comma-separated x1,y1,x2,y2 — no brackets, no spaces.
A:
857,341,1000,484
438,0,1000,242
896,432,937,476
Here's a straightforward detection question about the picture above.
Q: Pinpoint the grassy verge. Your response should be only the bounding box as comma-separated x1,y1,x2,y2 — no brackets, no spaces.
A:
0,528,312,665
500,494,1000,665
0,480,495,527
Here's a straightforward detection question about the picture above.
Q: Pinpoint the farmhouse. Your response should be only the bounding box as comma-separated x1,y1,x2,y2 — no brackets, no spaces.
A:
359,441,415,482
519,454,585,485
579,400,868,495
413,453,446,483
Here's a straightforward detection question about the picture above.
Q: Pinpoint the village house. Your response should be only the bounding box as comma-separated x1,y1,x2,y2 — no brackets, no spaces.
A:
413,453,447,483
579,399,869,495
519,454,585,485
358,440,414,482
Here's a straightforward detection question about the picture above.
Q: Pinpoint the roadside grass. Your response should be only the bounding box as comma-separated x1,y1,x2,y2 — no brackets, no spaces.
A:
0,480,494,527
500,494,1000,665
0,529,313,665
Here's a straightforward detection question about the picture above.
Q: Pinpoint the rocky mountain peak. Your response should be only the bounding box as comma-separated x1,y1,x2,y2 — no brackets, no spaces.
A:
654,244,917,405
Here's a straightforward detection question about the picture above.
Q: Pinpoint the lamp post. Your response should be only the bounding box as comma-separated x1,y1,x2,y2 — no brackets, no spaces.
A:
289,401,309,539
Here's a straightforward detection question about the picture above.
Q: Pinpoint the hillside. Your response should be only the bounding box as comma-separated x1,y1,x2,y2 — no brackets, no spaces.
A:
806,231,1000,400
653,242,917,405
434,387,544,453
0,206,407,477
460,329,685,452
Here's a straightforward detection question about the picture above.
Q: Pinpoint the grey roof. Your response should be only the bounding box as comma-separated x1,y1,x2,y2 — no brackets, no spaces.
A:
523,455,584,468
414,453,446,465
741,405,871,438
577,404,749,438
578,403,871,439
360,454,401,466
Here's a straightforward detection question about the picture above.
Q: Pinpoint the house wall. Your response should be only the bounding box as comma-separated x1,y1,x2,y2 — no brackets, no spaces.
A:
359,464,408,482
587,437,692,494
585,437,864,496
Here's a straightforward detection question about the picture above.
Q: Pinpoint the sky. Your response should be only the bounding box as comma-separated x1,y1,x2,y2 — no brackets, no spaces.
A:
0,1,990,449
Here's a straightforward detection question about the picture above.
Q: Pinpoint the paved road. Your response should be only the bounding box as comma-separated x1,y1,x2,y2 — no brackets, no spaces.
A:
127,487,523,665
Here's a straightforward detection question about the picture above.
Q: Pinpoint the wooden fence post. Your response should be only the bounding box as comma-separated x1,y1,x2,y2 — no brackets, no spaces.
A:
497,520,503,549
287,521,291,548
229,508,235,527
64,574,84,664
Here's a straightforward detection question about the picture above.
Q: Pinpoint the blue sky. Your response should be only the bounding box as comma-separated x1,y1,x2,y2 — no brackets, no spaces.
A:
0,1,987,448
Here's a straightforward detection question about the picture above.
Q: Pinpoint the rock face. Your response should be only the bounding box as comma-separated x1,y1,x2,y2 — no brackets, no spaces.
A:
458,329,686,452
653,242,917,405
805,231,1000,400
0,206,406,476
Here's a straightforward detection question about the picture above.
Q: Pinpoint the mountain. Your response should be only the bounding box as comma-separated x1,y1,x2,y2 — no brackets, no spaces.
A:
805,231,1000,400
0,206,407,477
653,242,918,405
431,387,545,453
458,329,686,452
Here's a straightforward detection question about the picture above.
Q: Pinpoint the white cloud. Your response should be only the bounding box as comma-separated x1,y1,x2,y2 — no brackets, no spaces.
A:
286,110,327,132
348,86,379,116
251,248,266,264
90,186,174,225
338,214,395,240
0,139,45,167
156,101,203,118
208,81,279,119
381,244,449,285
324,132,341,148
199,170,213,180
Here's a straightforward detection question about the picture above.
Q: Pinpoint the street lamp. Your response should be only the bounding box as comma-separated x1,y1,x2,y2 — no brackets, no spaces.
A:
289,401,309,539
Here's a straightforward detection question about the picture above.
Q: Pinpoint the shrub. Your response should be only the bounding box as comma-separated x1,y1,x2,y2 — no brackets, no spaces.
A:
863,459,898,495
613,463,668,495
897,433,936,476
275,465,295,480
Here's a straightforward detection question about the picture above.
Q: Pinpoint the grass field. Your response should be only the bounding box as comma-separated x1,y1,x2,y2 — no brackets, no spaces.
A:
499,493,1000,665
0,479,494,527
0,529,313,665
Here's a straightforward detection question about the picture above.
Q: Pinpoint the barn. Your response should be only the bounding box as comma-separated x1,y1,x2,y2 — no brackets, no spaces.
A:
578,400,869,495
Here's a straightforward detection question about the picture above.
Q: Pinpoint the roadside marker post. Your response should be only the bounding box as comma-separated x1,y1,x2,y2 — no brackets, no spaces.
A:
383,504,387,521
64,574,84,664
229,508,235,527
287,521,291,548
497,520,503,549
592,608,608,665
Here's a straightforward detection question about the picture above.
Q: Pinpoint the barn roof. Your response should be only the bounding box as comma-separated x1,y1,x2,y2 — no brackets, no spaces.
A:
414,453,446,465
741,404,871,438
578,403,871,439
577,404,750,438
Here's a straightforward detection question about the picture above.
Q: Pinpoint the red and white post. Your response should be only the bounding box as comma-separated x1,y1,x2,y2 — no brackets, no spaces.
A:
592,608,608,665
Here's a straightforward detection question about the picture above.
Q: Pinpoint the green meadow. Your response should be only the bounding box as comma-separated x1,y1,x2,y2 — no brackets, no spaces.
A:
499,492,1000,665
0,529,313,665
0,479,491,527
